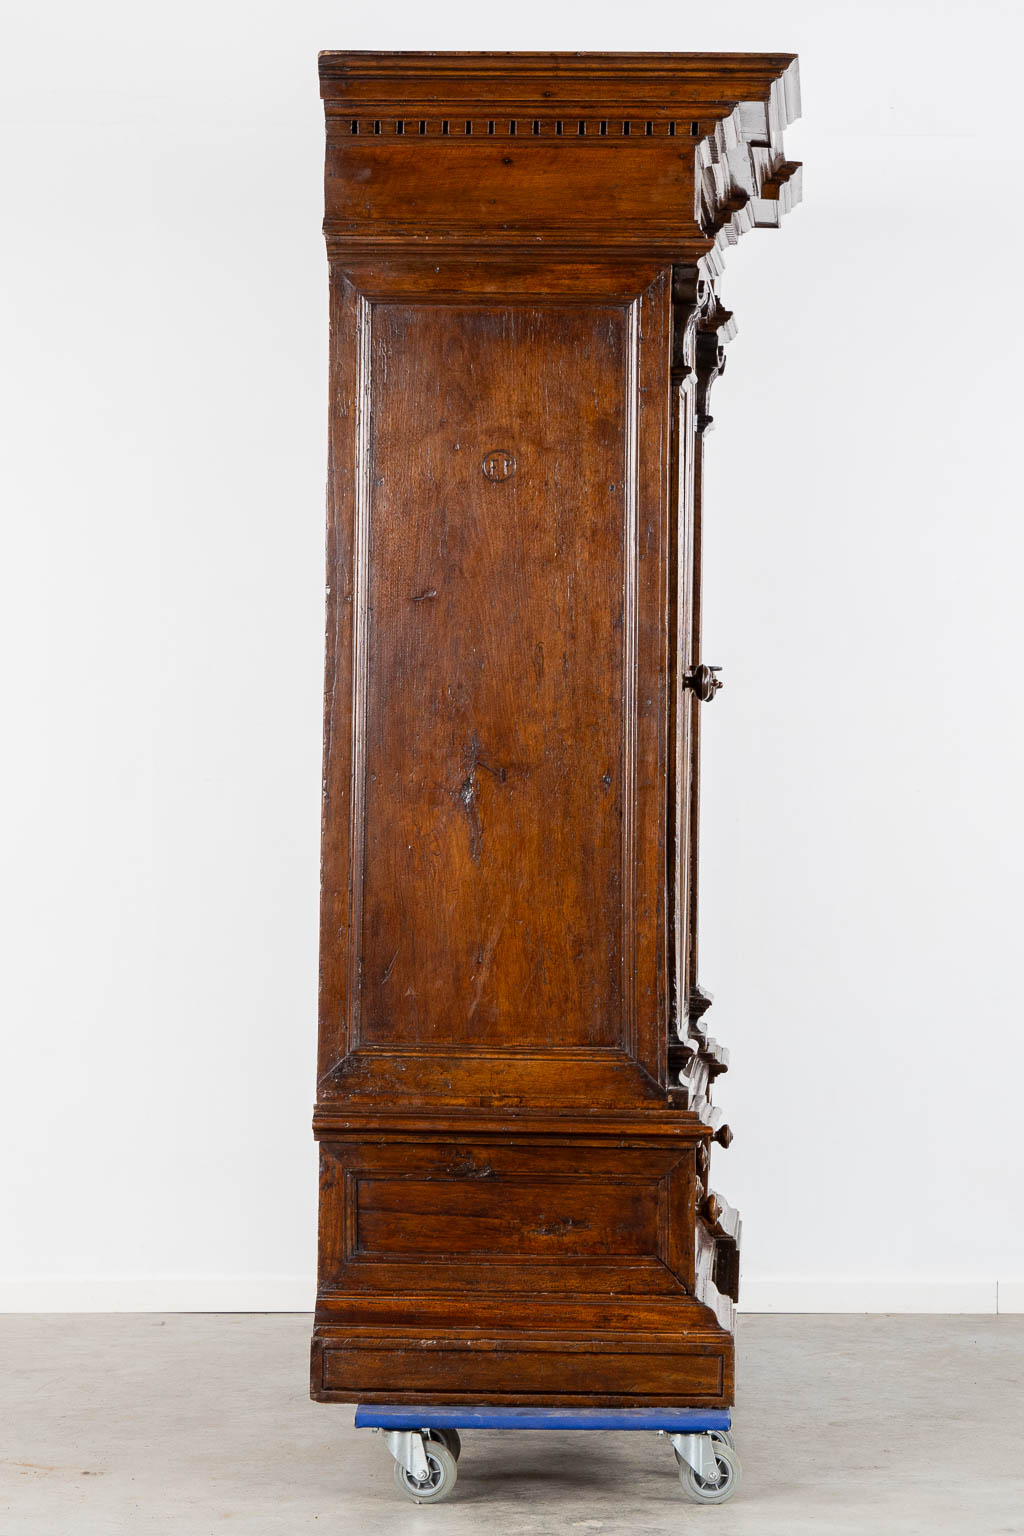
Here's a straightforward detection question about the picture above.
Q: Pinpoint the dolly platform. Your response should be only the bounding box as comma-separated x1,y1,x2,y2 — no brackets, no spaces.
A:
355,1404,741,1505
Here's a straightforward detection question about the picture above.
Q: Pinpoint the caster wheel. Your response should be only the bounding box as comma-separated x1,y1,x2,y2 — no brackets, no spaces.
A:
679,1440,741,1505
394,1442,458,1504
426,1427,462,1461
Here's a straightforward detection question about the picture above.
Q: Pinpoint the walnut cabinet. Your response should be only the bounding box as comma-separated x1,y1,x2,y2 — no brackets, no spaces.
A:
311,51,802,1408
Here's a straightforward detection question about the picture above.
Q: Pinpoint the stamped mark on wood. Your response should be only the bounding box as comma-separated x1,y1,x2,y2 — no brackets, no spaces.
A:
481,448,516,482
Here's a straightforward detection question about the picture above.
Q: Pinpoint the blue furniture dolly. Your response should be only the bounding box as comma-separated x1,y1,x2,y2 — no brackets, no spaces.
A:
355,1403,741,1505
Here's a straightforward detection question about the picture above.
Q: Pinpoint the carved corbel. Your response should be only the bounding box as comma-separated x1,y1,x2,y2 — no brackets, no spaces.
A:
695,286,735,436
670,265,701,385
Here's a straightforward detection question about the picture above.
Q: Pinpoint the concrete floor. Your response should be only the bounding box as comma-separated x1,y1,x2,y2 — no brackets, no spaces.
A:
1,1315,1021,1534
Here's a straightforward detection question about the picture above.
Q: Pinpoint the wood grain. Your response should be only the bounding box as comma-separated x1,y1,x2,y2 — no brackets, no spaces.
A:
312,49,801,1408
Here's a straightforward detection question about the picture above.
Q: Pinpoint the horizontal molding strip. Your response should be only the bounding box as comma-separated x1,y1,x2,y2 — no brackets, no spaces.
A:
331,116,706,140
1,1276,1021,1313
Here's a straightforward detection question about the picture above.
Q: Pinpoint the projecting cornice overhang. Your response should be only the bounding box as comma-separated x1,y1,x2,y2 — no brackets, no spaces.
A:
319,51,801,263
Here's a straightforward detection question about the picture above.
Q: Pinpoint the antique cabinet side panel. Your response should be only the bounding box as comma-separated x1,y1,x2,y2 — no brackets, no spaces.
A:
312,47,803,1411
317,262,674,1108
358,300,628,1054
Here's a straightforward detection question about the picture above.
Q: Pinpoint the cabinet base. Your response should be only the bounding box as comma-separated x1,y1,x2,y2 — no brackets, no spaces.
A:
311,1299,733,1407
312,1124,736,1407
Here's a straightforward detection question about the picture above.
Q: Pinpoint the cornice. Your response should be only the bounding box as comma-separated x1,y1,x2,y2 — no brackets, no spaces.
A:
319,51,801,262
318,50,800,98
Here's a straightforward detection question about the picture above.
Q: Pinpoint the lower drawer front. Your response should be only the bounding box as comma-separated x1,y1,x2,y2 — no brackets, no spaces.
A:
315,1334,727,1405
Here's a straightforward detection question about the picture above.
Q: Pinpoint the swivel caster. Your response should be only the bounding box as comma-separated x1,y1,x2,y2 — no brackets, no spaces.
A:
393,1441,458,1505
669,1430,741,1504
678,1438,741,1504
384,1429,459,1504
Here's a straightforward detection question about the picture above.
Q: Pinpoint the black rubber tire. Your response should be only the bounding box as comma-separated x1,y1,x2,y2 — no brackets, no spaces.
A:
426,1428,462,1461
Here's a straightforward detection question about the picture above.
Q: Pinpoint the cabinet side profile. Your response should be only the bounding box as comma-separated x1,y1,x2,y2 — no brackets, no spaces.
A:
312,51,801,1408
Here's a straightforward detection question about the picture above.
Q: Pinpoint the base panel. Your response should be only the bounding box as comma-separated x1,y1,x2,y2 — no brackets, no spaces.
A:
312,1126,736,1408
311,1324,733,1407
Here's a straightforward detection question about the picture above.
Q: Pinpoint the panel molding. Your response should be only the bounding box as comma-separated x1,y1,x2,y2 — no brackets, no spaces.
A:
318,1140,694,1296
620,293,640,1067
318,266,672,1108
346,292,373,1053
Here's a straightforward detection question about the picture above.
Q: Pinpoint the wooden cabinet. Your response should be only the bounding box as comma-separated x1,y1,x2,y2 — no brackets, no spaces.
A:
311,51,802,1408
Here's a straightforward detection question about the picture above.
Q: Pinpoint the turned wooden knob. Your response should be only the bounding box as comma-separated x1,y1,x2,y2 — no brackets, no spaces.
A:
713,1123,734,1149
702,1193,723,1225
686,663,724,702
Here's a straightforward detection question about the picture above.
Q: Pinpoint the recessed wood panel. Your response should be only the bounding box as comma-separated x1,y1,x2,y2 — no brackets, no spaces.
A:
318,1138,695,1296
356,301,631,1053
355,1177,659,1257
317,263,673,1108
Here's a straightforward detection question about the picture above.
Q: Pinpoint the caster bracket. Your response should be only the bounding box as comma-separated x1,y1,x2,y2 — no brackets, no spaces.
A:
669,1431,723,1484
383,1429,430,1481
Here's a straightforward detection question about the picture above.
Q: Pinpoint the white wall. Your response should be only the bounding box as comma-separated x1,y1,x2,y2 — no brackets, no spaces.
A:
2,0,1022,1312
